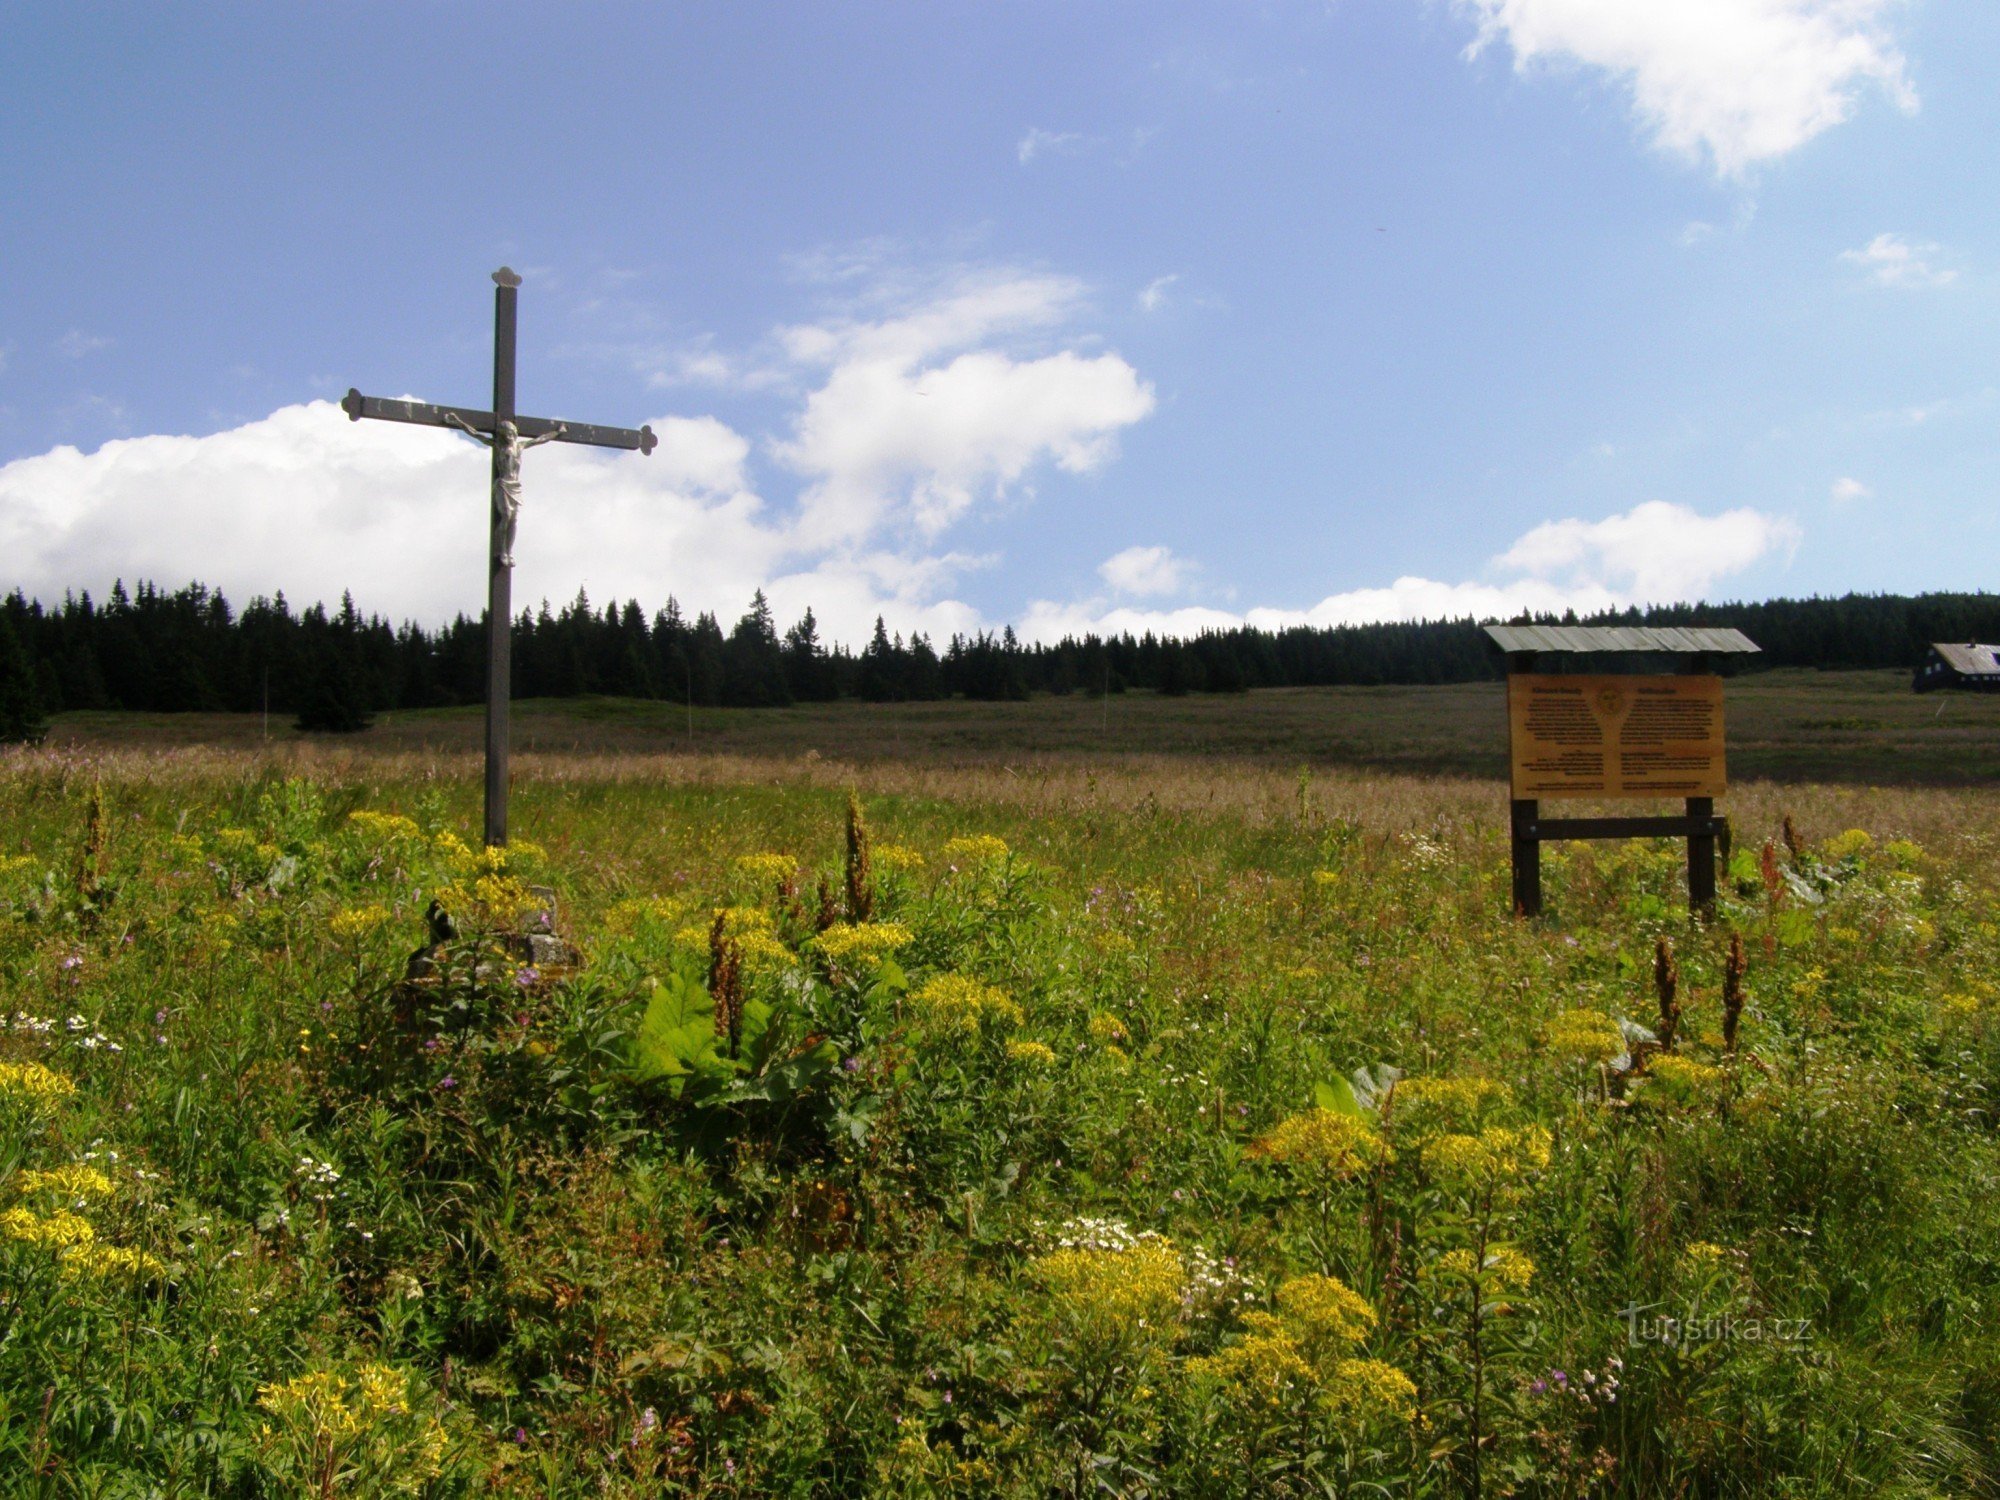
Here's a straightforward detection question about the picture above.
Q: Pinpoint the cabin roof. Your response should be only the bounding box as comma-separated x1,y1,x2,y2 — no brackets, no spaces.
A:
1927,642,2000,676
1481,624,1761,656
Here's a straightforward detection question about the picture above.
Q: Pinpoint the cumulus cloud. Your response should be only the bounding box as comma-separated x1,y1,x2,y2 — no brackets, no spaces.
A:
55,331,113,360
1830,475,1870,503
1841,232,1957,288
1019,501,1799,642
1099,544,1192,597
1454,0,1915,177
774,269,1155,546
1017,128,1084,164
0,267,1155,648
1137,275,1178,314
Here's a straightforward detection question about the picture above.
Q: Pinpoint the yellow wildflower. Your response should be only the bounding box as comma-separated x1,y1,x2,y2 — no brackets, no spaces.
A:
63,1244,166,1280
1088,1011,1129,1044
329,904,392,941
1186,1325,1317,1407
1033,1240,1184,1336
1431,1245,1535,1291
1253,1109,1389,1180
0,1062,76,1109
1821,828,1873,861
1680,1240,1730,1271
808,920,912,968
1421,1125,1552,1188
1323,1358,1418,1427
1006,1038,1057,1066
941,834,1009,867
1,1206,95,1250
1543,1011,1624,1063
873,843,926,874
431,829,476,872
1645,1054,1728,1099
13,1164,115,1201
734,852,798,887
1273,1273,1377,1357
1393,1076,1511,1135
345,810,421,843
910,973,1022,1035
604,895,684,934
436,871,540,930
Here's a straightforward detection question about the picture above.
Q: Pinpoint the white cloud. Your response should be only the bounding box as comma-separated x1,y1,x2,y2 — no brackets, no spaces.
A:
774,269,1155,546
1840,232,1957,288
1099,544,1192,597
1454,0,1915,177
1830,475,1870,502
1017,128,1083,164
0,267,1156,648
1137,275,1179,313
55,330,113,359
1020,501,1799,642
1491,499,1799,601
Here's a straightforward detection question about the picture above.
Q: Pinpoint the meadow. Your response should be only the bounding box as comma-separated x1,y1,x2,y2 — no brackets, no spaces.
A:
2,711,1999,1495
45,667,2000,785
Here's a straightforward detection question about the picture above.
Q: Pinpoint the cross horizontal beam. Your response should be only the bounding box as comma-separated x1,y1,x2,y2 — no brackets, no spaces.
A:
341,388,656,454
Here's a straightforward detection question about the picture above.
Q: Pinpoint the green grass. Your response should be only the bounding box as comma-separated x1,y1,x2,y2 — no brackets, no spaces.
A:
2,742,1998,1496
46,668,2000,786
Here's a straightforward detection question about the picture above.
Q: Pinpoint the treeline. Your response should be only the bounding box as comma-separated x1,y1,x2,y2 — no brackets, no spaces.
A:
1,580,1997,736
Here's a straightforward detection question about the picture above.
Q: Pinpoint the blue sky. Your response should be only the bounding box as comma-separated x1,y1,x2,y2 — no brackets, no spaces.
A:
1,1,1992,642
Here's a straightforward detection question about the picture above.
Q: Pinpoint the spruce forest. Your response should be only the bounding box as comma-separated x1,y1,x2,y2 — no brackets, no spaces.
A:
3,583,1997,736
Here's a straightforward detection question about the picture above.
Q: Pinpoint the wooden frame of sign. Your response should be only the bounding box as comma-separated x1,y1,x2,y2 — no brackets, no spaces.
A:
1482,626,1761,919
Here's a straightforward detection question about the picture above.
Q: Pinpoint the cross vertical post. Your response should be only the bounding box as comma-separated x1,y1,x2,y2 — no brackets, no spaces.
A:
343,270,654,849
486,269,520,848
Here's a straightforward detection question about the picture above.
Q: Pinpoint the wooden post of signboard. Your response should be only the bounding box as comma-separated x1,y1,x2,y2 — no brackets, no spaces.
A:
1684,648,1720,918
1511,797,1540,917
1686,795,1716,916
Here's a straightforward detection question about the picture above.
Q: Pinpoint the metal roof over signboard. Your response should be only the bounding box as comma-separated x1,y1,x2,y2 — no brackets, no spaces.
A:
1482,625,1761,656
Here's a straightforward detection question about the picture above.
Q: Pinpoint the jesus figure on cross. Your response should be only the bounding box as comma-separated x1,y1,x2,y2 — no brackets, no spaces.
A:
446,414,567,568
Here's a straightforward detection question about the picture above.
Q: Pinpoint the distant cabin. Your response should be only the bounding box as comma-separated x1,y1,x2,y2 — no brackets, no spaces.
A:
1914,642,2000,693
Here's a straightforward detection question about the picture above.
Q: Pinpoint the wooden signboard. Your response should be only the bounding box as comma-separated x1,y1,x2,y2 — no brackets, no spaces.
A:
1507,674,1726,799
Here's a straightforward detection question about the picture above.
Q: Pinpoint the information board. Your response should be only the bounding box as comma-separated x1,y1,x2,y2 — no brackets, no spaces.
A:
1506,674,1726,799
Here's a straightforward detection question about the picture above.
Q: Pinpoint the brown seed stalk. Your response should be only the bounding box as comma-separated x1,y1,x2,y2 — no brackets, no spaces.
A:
1722,931,1747,1055
844,792,874,925
1653,936,1681,1052
707,910,744,1059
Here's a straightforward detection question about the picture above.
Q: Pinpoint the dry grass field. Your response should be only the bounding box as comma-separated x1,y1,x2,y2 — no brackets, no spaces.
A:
42,668,2000,785
6,672,2000,1495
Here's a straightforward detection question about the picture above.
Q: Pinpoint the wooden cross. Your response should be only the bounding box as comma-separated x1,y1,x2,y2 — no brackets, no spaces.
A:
343,267,656,847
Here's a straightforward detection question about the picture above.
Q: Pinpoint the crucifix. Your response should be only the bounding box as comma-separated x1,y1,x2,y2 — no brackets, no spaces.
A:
343,267,656,847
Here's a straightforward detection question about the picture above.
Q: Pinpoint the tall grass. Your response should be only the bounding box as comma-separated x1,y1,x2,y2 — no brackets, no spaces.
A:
1,745,1997,1495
